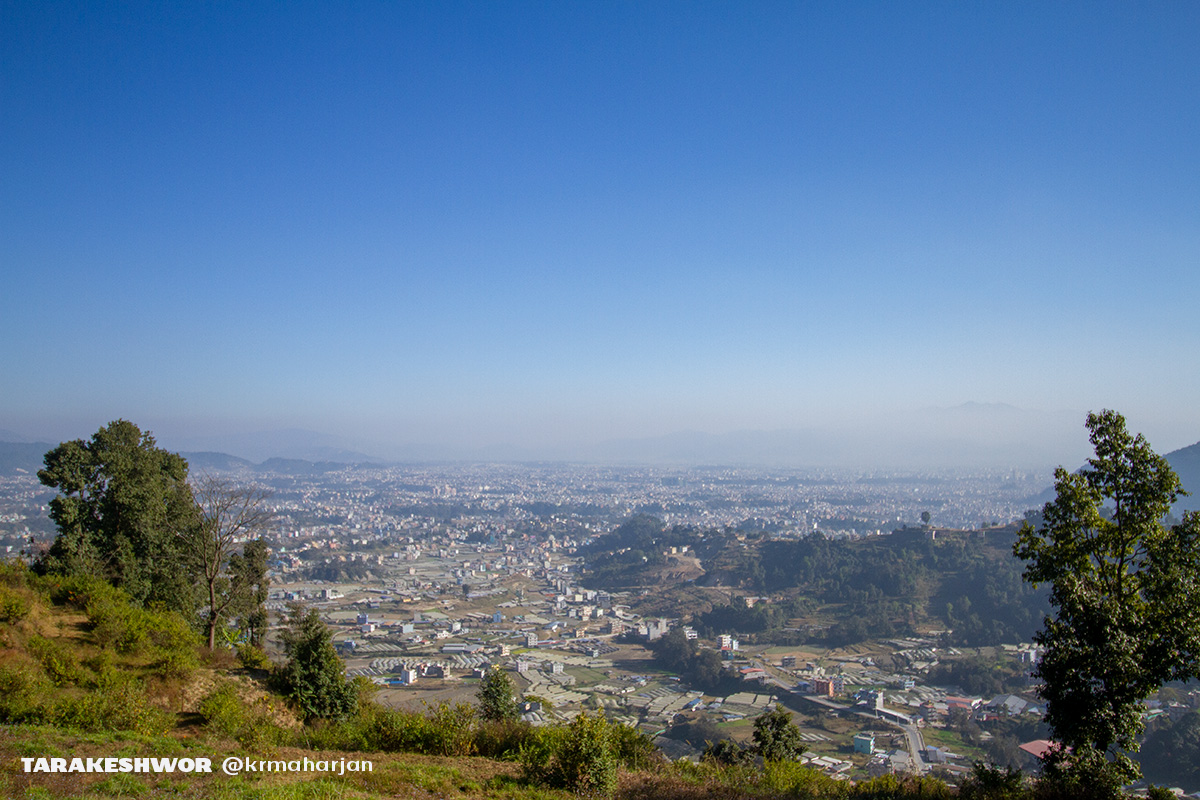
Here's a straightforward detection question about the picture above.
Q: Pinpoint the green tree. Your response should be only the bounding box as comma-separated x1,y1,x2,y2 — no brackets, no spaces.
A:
1014,410,1200,790
274,604,358,721
228,538,270,647
753,705,803,762
476,665,518,721
191,476,273,649
37,420,199,613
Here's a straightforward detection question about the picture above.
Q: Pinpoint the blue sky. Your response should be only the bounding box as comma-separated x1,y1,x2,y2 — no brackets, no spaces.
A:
3,2,1198,464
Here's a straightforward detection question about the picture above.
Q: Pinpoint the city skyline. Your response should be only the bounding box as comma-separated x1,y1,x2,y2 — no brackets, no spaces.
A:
3,3,1198,466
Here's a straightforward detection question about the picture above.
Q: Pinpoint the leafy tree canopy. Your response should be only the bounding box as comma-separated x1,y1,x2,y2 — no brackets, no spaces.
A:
37,420,199,613
752,705,803,762
477,666,519,721
1015,410,1200,789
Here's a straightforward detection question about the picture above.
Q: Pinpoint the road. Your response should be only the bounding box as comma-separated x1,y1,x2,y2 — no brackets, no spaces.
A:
900,721,928,774
755,660,928,775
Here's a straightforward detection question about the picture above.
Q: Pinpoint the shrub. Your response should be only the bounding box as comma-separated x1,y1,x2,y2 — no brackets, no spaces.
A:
0,662,52,723
610,721,662,770
143,607,199,653
473,718,534,760
49,574,119,611
361,706,435,752
51,677,172,735
26,635,80,686
518,724,568,786
524,711,617,797
477,666,518,721
851,773,952,799
153,650,196,680
701,738,755,767
424,701,477,756
197,682,288,750
761,760,845,797
273,606,358,721
753,705,803,762
0,559,33,589
0,587,31,623
85,589,147,653
198,684,245,741
958,762,1031,800
236,643,271,670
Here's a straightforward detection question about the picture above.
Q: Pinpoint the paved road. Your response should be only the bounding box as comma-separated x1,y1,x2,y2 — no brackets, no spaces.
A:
900,722,928,774
755,662,929,775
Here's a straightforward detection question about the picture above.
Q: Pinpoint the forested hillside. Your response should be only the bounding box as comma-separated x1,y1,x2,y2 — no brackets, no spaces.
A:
580,517,1050,647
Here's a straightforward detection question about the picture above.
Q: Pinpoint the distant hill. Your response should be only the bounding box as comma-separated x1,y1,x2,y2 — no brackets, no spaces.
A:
0,440,370,479
255,457,361,476
1168,440,1200,515
165,427,384,465
0,441,54,476
180,451,256,473
580,519,1048,647
1025,439,1200,516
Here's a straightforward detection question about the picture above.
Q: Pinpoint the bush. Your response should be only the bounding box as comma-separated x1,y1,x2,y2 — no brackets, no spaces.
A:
48,574,119,611
477,667,518,721
701,738,755,767
26,635,81,686
610,721,662,770
0,662,52,724
424,701,477,756
958,762,1031,800
0,559,33,589
753,706,804,762
761,759,845,797
198,683,288,750
473,718,534,760
851,773,952,799
152,648,199,680
51,677,172,735
236,643,271,670
0,587,31,623
198,684,245,741
360,706,435,752
524,711,617,797
518,724,568,786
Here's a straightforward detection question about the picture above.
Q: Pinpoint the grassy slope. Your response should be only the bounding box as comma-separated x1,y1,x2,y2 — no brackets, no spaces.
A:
0,726,554,800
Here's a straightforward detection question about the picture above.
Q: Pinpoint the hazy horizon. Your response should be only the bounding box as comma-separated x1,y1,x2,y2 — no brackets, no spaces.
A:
4,401,1190,472
4,4,1197,466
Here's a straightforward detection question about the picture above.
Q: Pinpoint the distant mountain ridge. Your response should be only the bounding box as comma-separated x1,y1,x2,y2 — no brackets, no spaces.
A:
1168,440,1200,515
1026,440,1200,515
0,441,55,475
0,441,372,478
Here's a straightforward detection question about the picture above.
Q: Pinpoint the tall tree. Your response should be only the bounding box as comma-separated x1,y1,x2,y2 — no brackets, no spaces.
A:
752,706,803,762
1014,410,1200,791
274,604,358,721
477,665,519,721
37,420,199,613
229,538,270,647
190,476,273,649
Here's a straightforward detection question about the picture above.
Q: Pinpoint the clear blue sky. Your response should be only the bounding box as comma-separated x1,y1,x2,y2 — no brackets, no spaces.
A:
3,2,1198,461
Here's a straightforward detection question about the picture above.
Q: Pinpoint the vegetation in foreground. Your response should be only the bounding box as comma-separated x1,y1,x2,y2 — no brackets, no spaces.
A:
0,556,1076,800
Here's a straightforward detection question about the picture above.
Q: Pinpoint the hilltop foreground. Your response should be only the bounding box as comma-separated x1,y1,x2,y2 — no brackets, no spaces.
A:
0,559,1030,800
